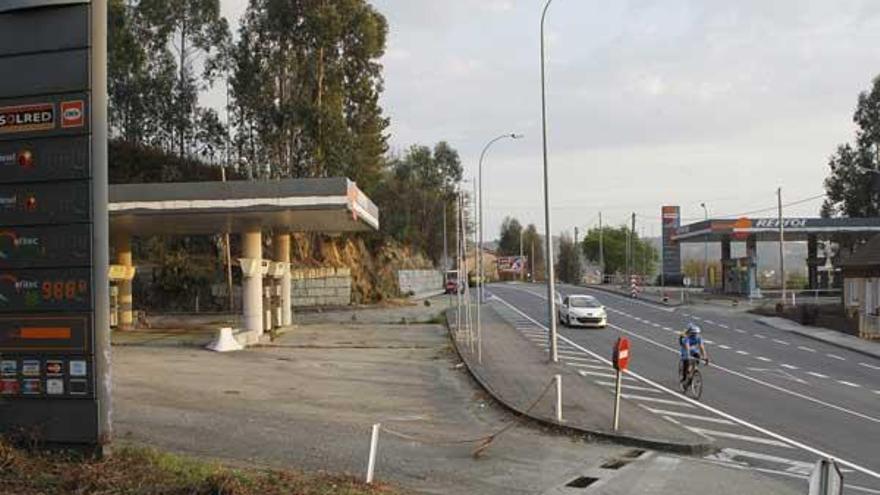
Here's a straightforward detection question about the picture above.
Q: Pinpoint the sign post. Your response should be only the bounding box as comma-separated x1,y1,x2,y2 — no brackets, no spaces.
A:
0,0,110,449
611,337,630,432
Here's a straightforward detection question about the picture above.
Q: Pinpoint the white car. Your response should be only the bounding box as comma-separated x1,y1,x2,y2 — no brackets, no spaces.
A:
557,294,607,328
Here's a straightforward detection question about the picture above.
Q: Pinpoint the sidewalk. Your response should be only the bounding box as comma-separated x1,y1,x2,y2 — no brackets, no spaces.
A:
757,316,880,360
448,304,712,454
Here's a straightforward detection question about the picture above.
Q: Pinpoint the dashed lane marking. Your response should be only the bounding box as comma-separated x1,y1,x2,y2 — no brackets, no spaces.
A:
797,346,816,353
736,350,750,356
704,319,716,324
806,372,828,379
719,345,731,350
703,339,715,344
684,427,794,449
827,354,845,361
837,380,861,388
663,327,673,331
780,364,799,370
644,408,735,425
772,339,790,346
755,356,772,362
860,362,880,371
754,334,767,339
735,328,747,334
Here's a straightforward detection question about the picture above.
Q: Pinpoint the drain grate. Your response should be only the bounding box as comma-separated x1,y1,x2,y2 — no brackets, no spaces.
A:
566,476,599,488
622,449,646,459
600,459,628,470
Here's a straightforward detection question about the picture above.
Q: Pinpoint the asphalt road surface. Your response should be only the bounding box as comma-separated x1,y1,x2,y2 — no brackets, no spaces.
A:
486,282,880,495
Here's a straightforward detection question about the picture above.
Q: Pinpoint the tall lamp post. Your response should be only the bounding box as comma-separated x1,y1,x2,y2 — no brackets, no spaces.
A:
478,133,523,304
541,0,559,363
700,202,709,289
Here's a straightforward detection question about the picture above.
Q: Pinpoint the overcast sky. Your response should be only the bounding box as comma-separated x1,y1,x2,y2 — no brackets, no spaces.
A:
218,0,880,240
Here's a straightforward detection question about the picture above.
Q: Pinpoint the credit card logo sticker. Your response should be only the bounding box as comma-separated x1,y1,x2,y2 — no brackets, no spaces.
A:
60,101,84,128
22,378,40,394
69,378,87,395
0,378,18,395
21,359,39,376
0,359,16,375
46,378,63,395
69,360,86,377
46,360,63,376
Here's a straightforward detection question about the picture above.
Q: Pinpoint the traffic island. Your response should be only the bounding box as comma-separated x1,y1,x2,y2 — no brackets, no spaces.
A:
447,304,714,455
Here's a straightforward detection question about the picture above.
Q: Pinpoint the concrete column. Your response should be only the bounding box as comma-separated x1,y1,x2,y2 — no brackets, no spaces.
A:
807,235,819,290
241,230,263,338
274,234,292,326
113,232,133,330
746,236,759,297
721,236,732,293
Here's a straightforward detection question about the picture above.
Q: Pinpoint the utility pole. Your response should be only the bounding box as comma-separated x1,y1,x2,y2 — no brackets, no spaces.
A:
778,187,786,305
531,238,536,283
629,213,636,283
599,212,604,283
442,204,448,272
519,227,524,282
455,191,461,335
540,0,559,363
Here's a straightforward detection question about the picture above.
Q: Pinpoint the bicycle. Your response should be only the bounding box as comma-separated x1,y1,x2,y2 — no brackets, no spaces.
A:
678,357,708,399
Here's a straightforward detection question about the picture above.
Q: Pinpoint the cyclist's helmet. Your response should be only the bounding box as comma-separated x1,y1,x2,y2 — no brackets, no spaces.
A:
686,323,702,335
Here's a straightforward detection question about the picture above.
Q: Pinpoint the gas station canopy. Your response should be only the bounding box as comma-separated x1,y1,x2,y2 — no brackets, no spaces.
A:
672,217,880,243
109,177,379,235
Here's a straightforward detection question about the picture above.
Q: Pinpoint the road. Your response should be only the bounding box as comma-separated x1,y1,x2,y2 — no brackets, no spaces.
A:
486,282,880,494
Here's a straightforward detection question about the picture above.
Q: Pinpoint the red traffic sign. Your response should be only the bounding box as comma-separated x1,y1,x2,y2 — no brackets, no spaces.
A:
613,337,631,371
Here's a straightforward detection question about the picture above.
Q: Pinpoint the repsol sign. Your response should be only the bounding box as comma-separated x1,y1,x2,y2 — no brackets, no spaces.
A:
753,218,808,229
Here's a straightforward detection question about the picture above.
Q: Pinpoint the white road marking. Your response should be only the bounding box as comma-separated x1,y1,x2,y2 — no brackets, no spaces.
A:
712,448,818,475
736,350,750,356
559,354,600,363
662,327,673,331
564,363,608,370
772,339,790,346
837,380,861,388
685,427,793,449
621,394,695,407
798,346,816,353
718,344,731,350
652,323,662,328
719,324,730,329
703,339,715,344
827,354,845,361
577,370,635,381
734,328,747,334
595,381,661,393
645,408,735,425
755,356,772,362
692,316,702,321
861,362,880,371
806,372,828,379
492,289,880,479
704,319,716,324
754,334,767,339
780,364,799,370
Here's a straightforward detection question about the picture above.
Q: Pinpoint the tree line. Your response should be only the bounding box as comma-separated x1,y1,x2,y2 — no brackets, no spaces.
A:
108,0,460,265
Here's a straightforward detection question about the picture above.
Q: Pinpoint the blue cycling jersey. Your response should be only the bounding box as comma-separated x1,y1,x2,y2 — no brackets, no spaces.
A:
679,333,703,360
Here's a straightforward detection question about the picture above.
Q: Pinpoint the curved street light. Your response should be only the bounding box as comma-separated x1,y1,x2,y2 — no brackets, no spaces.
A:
541,0,559,363
476,132,522,364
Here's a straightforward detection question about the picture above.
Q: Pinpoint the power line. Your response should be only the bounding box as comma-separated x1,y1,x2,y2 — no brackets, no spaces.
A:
681,193,826,222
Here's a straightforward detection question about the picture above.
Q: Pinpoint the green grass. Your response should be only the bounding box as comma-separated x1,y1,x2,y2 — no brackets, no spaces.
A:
0,439,403,495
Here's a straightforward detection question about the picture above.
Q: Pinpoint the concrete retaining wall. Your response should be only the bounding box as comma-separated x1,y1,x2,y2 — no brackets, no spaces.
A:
291,267,352,307
398,269,443,298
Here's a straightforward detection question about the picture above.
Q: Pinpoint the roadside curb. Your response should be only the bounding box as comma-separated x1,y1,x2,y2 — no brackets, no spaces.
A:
444,309,716,456
756,317,880,360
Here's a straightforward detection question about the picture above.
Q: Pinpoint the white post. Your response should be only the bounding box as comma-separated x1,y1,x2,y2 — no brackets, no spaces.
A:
554,374,563,422
613,370,623,431
241,231,263,338
366,423,380,484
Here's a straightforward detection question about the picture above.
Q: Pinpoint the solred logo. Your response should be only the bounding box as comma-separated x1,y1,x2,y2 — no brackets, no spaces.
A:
60,100,85,128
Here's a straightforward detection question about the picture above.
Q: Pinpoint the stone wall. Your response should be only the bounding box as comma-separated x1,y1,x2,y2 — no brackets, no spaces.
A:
292,267,352,307
398,269,443,298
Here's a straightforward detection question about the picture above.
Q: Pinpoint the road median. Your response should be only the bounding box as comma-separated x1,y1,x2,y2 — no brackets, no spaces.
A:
446,304,715,455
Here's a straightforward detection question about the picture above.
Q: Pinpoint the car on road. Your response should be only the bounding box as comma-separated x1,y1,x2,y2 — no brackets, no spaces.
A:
557,294,607,328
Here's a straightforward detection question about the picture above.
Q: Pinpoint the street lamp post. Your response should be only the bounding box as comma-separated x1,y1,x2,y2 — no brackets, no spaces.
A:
701,202,709,289
541,0,559,363
478,133,522,304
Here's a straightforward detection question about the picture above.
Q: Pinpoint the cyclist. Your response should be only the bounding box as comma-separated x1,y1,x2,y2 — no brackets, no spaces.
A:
679,323,709,383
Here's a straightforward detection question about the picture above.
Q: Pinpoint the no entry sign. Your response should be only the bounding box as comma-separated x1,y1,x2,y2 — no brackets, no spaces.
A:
613,337,631,371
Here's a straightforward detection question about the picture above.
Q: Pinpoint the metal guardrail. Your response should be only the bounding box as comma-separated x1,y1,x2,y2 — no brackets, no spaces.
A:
859,312,880,340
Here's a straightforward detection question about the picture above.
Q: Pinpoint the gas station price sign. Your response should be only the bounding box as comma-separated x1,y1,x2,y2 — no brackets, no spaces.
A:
0,0,109,446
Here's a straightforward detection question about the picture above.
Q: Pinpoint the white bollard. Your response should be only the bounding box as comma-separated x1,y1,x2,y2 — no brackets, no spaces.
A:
366,423,380,484
554,374,563,422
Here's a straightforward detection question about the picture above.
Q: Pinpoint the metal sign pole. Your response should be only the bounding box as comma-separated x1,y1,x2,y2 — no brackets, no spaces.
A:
613,370,622,431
